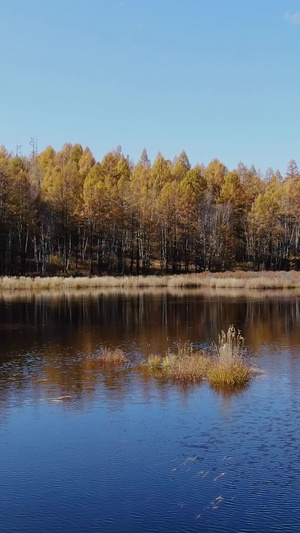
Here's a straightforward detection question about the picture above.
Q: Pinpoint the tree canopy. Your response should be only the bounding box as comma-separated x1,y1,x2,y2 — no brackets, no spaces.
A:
0,144,299,275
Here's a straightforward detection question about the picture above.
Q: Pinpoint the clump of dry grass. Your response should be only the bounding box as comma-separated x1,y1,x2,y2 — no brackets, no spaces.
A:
147,328,252,389
97,348,127,367
207,325,251,388
148,343,211,383
207,362,251,388
148,355,163,368
164,353,211,382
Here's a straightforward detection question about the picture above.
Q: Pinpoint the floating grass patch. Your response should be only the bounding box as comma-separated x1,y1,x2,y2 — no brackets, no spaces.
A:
148,343,211,383
90,329,253,389
146,328,253,389
164,353,211,383
97,348,127,367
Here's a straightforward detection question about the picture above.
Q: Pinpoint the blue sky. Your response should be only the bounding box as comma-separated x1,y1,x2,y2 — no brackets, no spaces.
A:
1,0,300,174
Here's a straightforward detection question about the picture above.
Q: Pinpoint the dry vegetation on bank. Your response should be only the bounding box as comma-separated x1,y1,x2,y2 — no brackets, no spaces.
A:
1,270,300,292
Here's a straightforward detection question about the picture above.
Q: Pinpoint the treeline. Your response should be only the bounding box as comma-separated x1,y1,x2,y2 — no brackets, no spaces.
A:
0,143,299,275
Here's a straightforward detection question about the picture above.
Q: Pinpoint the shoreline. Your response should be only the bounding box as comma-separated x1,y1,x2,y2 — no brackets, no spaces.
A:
1,271,300,291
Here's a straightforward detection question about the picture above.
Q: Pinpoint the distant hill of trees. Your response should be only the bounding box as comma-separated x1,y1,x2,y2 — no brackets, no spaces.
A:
0,143,299,275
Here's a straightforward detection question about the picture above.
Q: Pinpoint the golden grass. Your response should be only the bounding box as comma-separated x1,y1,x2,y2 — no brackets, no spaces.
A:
97,348,127,367
207,362,251,388
148,344,211,383
164,354,212,382
147,327,253,389
148,355,163,368
215,325,245,365
207,325,251,388
2,270,300,292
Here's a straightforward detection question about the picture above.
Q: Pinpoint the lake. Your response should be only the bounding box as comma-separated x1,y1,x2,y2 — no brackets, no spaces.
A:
1,288,300,532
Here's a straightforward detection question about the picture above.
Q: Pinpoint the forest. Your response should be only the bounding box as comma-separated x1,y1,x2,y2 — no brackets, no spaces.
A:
0,142,299,276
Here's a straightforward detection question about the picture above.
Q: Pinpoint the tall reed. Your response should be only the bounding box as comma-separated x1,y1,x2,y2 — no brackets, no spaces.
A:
207,326,251,387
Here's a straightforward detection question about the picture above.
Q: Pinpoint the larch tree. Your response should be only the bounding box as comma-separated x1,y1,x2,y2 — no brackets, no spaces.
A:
285,159,299,180
205,159,227,199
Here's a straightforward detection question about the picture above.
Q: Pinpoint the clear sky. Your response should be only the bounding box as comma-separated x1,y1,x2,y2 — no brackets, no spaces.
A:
1,0,300,175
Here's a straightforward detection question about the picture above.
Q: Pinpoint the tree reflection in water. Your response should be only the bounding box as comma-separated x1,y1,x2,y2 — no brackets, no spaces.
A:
0,288,300,412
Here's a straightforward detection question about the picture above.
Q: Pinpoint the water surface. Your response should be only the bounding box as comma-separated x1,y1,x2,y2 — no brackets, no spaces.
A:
1,289,300,532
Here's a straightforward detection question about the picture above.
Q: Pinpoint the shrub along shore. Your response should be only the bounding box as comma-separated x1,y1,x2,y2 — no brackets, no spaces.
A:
1,270,300,291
